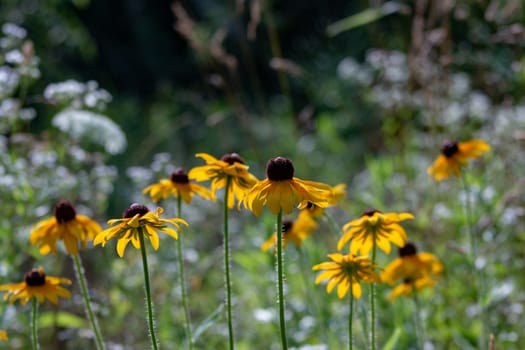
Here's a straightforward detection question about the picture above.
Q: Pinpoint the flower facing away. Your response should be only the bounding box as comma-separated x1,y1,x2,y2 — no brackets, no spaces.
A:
143,167,214,204
29,200,102,256
261,210,318,252
312,253,380,298
188,153,258,208
381,242,443,300
338,209,414,256
0,267,72,305
388,277,436,300
243,157,333,216
304,183,347,218
0,330,7,340
94,204,188,257
427,139,490,181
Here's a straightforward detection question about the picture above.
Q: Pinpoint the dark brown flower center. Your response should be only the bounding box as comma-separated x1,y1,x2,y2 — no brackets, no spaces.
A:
170,168,189,183
24,268,46,286
363,208,379,217
441,141,459,158
123,203,150,218
403,278,413,284
398,242,417,257
54,200,76,223
221,153,245,165
282,219,293,234
266,157,294,181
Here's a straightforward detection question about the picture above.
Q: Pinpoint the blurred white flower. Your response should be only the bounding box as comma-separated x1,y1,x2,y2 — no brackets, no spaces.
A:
52,109,127,154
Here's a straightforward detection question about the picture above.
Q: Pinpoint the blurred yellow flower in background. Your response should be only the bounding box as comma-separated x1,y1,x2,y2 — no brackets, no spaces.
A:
143,167,214,203
189,153,258,208
338,209,414,256
0,267,71,305
313,253,379,298
261,210,318,252
29,200,101,256
427,139,490,181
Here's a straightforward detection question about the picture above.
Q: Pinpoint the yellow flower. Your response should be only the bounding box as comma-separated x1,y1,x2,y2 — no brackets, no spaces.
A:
304,183,347,218
0,330,7,340
0,268,72,305
143,167,214,203
243,157,333,216
427,139,490,181
338,209,414,256
29,200,102,256
381,242,443,300
94,204,188,257
261,210,318,252
312,253,380,298
188,153,258,209
388,277,435,300
381,242,443,285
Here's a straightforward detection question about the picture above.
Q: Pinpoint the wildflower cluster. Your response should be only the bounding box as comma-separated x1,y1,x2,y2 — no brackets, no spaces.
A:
0,136,490,349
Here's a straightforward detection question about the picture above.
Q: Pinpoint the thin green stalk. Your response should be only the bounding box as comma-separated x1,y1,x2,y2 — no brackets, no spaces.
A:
138,228,159,350
176,195,193,349
276,209,288,350
223,177,235,350
30,298,39,350
73,254,105,350
348,284,354,350
370,244,377,350
411,282,424,350
460,173,486,350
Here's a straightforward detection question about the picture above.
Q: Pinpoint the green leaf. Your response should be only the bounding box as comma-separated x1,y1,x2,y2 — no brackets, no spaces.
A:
326,2,407,37
192,303,224,343
382,327,402,350
39,311,88,329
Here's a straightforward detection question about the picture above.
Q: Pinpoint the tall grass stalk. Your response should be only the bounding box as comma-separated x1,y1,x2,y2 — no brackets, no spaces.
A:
138,228,159,350
72,254,105,350
223,177,235,350
176,195,193,349
30,298,39,350
276,209,288,350
460,173,487,350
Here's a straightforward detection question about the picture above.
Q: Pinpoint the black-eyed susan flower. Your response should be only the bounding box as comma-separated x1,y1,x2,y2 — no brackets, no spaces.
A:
304,183,347,218
143,167,214,204
427,139,490,181
243,156,333,216
313,253,379,299
381,242,443,301
188,153,258,208
0,268,71,305
381,242,443,285
338,209,414,256
94,204,188,257
388,277,436,300
261,210,318,252
0,330,7,340
29,200,101,256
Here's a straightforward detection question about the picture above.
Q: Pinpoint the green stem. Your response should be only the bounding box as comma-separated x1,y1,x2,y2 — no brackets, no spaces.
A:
276,210,288,350
31,298,39,350
349,284,353,350
176,195,193,349
223,177,235,350
138,228,159,350
370,244,376,350
412,282,424,350
460,173,486,350
73,254,106,350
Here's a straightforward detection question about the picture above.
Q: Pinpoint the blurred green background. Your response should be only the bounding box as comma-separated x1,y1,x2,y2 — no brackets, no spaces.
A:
0,0,524,349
